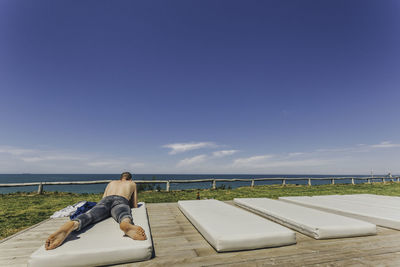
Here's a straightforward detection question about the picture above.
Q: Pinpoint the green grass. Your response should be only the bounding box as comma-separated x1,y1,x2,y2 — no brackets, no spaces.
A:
2,182,400,240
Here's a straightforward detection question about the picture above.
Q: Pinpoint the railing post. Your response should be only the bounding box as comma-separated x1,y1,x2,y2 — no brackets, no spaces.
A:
308,178,311,186
282,179,286,186
351,178,355,185
37,182,43,194
331,178,335,185
251,179,255,187
166,181,170,192
212,179,216,190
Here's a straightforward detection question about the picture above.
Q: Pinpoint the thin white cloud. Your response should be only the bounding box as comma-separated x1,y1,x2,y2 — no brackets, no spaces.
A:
315,141,400,154
231,154,330,170
315,147,355,153
129,162,145,168
87,160,145,170
260,159,330,168
233,155,274,166
0,145,146,173
87,161,120,167
0,146,88,163
212,150,238,157
370,141,400,148
163,142,216,155
21,155,86,162
0,146,37,156
288,152,305,157
177,154,207,167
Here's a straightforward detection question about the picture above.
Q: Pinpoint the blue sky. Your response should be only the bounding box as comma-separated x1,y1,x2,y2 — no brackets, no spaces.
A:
0,0,399,174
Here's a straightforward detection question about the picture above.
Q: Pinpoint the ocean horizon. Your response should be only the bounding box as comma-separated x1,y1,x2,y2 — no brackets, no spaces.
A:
0,173,386,194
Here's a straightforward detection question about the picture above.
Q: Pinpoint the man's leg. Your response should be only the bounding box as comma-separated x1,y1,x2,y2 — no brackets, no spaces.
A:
45,201,111,250
119,218,147,240
111,203,147,240
45,220,79,250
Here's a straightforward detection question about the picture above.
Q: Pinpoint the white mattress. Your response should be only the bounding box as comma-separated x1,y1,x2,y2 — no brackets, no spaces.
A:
234,198,376,239
357,194,400,201
360,194,400,201
28,202,152,267
315,194,400,210
280,196,400,230
178,199,296,252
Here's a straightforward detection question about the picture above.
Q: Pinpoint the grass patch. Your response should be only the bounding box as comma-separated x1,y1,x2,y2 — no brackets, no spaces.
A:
2,182,400,240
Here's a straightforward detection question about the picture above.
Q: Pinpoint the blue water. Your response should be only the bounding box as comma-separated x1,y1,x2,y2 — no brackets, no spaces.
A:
0,174,379,194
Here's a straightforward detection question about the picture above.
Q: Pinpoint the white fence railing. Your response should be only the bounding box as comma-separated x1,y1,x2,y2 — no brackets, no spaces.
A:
0,176,398,194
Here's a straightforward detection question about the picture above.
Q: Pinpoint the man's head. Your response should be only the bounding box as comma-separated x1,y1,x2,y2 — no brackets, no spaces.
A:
120,172,133,180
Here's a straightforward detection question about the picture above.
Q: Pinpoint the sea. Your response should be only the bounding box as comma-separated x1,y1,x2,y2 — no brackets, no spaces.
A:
0,174,377,194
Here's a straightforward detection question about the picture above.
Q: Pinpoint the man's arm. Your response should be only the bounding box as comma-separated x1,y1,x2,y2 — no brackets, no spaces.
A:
130,182,138,208
102,182,110,198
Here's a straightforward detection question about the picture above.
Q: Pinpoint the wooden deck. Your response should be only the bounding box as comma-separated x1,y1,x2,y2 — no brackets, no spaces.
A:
2,202,400,266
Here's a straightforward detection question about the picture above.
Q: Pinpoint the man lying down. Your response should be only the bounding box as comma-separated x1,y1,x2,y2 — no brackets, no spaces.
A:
45,172,147,250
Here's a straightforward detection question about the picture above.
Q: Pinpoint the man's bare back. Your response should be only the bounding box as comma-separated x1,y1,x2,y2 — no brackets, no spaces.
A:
103,180,138,208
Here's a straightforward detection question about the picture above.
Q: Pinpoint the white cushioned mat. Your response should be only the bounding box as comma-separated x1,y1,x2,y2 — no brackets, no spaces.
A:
234,198,376,239
314,194,400,210
178,199,296,252
280,195,400,230
28,202,152,267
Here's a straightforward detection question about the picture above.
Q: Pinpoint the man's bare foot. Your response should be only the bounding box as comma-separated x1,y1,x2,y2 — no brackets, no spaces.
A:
120,220,147,240
45,221,78,250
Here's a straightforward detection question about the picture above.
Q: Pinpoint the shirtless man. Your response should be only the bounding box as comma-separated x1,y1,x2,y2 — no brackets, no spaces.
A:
45,172,147,250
